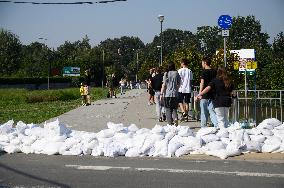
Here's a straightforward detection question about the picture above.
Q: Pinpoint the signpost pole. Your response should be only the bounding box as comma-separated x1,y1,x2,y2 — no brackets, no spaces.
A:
224,37,227,67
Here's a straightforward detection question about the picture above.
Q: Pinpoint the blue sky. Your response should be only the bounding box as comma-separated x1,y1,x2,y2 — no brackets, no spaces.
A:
0,0,283,48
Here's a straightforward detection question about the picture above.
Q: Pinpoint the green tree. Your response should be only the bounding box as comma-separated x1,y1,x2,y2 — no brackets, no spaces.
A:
272,32,284,59
0,29,22,76
196,26,223,56
20,42,50,77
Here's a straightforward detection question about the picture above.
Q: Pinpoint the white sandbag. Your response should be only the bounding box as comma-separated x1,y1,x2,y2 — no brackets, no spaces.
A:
20,145,34,154
44,119,71,136
243,132,250,142
206,141,225,151
250,135,266,143
167,135,183,157
226,140,245,151
68,143,83,155
31,139,47,154
16,121,28,134
107,122,125,132
244,141,261,152
226,148,242,158
190,146,208,155
206,149,228,159
125,147,142,157
257,118,281,130
175,145,192,157
91,143,104,156
180,136,202,150
4,144,21,154
264,136,282,145
153,139,168,157
21,135,37,146
136,128,151,135
178,126,194,137
196,127,217,137
0,120,14,135
273,132,284,141
245,128,261,135
163,124,179,134
259,129,273,136
128,124,139,132
0,135,9,143
10,137,21,145
229,129,244,142
25,127,44,139
140,134,164,153
262,143,281,153
151,124,165,134
274,124,284,130
42,142,63,155
82,139,98,155
201,134,219,144
272,143,284,153
227,122,241,131
220,137,231,145
216,129,229,138
165,132,176,141
96,129,115,138
103,141,126,157
144,146,155,156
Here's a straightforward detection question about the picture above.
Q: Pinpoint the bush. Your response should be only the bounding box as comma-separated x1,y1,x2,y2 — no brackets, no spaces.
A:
25,89,80,103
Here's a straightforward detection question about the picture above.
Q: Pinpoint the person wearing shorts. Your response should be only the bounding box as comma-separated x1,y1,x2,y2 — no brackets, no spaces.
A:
178,58,193,121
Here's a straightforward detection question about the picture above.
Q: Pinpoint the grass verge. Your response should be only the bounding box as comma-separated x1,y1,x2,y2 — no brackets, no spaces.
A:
0,87,108,124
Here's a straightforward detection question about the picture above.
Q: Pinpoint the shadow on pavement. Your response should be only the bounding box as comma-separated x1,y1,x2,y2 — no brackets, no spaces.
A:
0,162,71,188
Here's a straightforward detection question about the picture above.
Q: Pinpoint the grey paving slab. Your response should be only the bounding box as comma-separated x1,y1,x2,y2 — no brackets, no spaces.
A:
47,89,200,132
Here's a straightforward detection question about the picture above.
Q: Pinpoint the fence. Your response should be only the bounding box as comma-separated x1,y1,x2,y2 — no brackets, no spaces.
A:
192,89,283,124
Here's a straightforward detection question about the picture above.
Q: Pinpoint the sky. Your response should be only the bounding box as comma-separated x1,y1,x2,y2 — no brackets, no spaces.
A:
0,0,284,48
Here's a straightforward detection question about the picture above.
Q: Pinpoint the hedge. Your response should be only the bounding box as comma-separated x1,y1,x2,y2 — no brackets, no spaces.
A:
0,77,84,85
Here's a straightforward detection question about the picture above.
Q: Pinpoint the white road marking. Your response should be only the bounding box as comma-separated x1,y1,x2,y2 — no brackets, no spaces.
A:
65,165,284,178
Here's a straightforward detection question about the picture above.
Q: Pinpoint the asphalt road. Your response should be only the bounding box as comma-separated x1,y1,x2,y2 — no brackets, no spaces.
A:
0,152,284,188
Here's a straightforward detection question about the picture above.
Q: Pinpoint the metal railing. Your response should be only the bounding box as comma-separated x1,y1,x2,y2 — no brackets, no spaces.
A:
192,89,283,124
231,90,283,124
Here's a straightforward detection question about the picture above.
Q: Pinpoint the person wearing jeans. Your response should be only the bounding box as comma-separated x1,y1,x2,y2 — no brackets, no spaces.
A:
151,68,165,122
200,99,217,127
195,66,233,129
215,107,229,129
199,57,218,127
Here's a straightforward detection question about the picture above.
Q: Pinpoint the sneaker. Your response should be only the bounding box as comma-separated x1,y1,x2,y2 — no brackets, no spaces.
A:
173,119,178,127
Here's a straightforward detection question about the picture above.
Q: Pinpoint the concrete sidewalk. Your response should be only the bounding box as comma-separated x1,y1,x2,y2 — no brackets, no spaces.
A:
48,89,200,132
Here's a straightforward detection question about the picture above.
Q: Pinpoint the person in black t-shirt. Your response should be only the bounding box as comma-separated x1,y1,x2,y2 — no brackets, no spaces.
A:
198,57,218,128
151,67,166,122
196,66,234,129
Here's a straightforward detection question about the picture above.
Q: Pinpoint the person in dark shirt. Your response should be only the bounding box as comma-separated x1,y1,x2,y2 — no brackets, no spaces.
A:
83,69,91,106
196,66,234,129
199,57,218,128
151,67,166,122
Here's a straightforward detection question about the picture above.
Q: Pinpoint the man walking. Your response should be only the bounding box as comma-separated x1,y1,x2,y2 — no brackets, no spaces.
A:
178,58,193,121
199,57,218,128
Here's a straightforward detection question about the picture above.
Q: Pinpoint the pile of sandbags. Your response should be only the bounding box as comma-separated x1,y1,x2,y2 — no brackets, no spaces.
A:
0,118,284,159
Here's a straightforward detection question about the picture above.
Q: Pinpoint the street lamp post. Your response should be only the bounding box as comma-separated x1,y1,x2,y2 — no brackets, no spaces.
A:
39,37,50,90
158,15,164,67
136,51,139,82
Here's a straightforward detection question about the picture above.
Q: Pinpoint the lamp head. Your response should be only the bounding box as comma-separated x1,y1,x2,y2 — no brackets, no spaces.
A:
158,15,164,22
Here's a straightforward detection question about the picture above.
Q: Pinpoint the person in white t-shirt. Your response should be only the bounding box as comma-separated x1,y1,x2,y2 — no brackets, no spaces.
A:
178,58,193,121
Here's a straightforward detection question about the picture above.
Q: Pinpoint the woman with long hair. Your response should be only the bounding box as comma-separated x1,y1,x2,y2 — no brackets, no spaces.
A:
195,66,234,128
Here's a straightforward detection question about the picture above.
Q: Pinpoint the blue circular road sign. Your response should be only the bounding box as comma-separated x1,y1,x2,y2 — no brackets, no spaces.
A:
218,15,232,29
